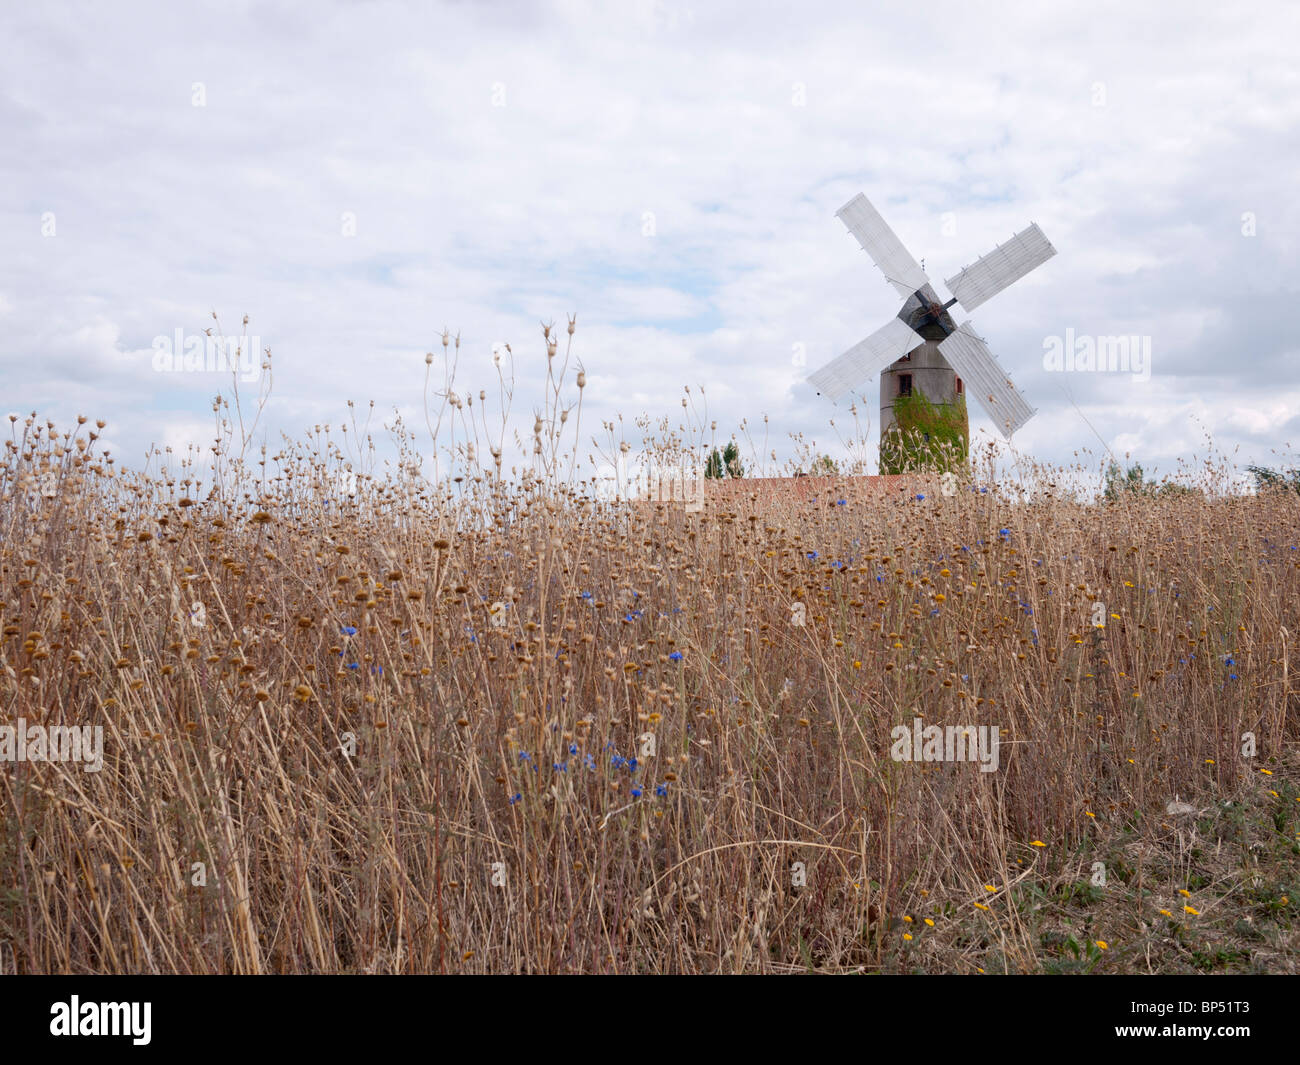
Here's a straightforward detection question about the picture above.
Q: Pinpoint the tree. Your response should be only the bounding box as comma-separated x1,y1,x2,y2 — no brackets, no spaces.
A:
796,454,839,477
723,441,743,478
706,441,744,479
1247,464,1300,494
1103,461,1197,501
705,448,724,479
1103,460,1152,502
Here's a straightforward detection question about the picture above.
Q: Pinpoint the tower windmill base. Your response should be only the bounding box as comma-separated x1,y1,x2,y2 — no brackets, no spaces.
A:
879,341,969,476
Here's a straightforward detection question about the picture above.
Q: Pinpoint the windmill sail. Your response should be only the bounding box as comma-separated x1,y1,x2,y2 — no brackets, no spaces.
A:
938,322,1035,438
943,223,1056,312
836,194,931,299
808,317,924,401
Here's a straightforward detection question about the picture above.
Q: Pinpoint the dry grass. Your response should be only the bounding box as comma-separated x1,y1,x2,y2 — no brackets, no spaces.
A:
1,324,1297,974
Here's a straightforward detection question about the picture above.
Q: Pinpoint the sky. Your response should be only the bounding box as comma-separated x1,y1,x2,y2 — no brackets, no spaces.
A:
3,0,1298,488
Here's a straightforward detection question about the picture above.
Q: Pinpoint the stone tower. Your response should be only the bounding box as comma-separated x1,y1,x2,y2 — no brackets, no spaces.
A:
877,285,970,467
879,340,962,437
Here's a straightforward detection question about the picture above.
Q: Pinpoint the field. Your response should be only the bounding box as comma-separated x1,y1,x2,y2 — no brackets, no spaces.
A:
1,342,1298,974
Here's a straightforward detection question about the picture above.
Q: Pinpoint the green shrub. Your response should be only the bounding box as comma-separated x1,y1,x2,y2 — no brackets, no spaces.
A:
880,391,969,475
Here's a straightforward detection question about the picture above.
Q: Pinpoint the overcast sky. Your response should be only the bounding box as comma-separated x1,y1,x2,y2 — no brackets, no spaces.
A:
3,0,1298,486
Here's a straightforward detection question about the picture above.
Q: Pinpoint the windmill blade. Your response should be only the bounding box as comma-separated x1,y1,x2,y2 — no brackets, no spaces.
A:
939,322,1035,438
837,193,931,299
943,223,1056,312
808,317,924,401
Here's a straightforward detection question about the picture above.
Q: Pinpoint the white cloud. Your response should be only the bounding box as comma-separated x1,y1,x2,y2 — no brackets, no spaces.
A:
1,0,1297,481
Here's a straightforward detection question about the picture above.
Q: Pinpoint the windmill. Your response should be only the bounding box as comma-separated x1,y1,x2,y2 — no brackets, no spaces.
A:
809,191,1056,456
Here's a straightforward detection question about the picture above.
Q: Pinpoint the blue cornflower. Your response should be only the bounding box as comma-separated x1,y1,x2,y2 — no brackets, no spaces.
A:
1229,674,1239,681
584,753,596,771
627,756,639,773
807,551,819,561
669,651,683,662
836,498,847,506
656,783,668,797
508,792,522,805
568,742,579,755
916,493,925,501
519,751,531,761
631,786,643,798
341,625,358,636
346,662,359,670
553,762,567,772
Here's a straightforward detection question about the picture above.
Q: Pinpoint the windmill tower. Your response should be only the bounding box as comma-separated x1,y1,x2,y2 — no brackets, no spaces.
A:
809,191,1056,464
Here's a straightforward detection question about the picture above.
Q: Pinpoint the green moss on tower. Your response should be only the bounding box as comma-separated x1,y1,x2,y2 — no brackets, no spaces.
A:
880,391,969,475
